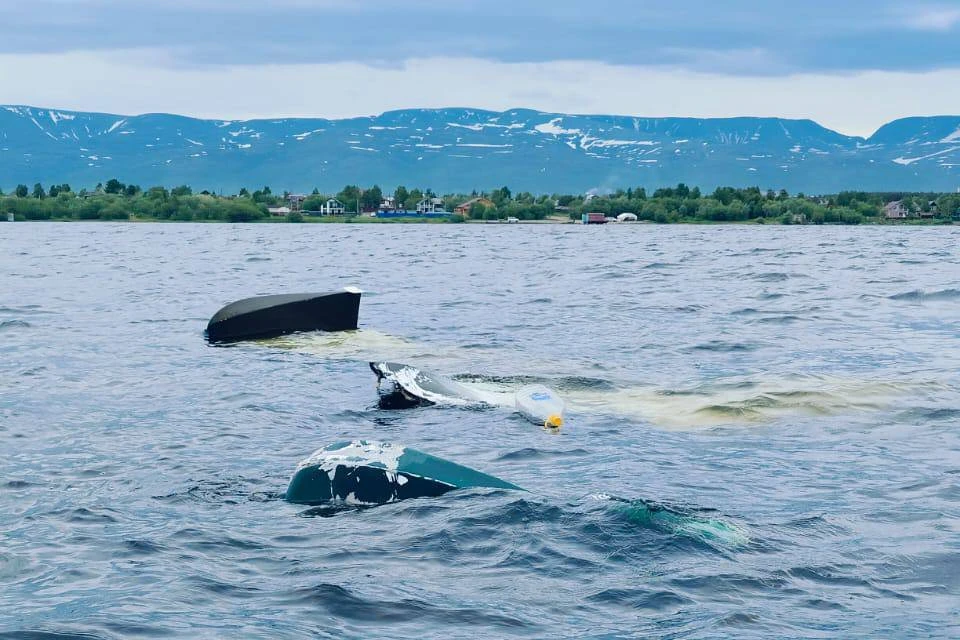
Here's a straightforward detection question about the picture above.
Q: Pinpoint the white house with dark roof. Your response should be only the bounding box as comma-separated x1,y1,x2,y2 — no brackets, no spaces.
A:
416,197,445,214
319,198,346,215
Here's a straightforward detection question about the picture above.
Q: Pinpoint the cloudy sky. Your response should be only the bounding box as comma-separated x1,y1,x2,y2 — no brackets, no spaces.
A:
1,0,958,136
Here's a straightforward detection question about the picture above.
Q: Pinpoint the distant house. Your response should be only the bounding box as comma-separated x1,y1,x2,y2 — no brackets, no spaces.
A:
285,194,307,211
268,206,291,216
454,197,495,216
416,197,445,214
919,200,939,218
883,201,910,219
379,196,397,211
319,198,345,215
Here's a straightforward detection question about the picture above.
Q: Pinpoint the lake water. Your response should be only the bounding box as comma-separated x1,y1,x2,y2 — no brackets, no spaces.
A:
2,223,959,639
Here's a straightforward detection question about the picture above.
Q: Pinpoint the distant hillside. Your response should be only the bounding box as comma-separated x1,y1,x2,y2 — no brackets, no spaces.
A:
2,105,959,193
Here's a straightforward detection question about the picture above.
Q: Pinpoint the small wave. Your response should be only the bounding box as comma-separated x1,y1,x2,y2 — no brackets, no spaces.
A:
897,407,960,422
586,587,693,611
3,479,36,489
297,503,370,518
754,314,802,324
495,447,590,461
282,583,529,627
152,478,281,505
753,272,790,282
0,305,53,315
66,507,119,524
686,340,758,353
731,307,759,316
0,319,31,330
783,564,911,600
119,539,168,556
718,612,763,626
555,376,617,391
129,317,198,325
695,404,766,421
888,288,960,301
186,575,263,598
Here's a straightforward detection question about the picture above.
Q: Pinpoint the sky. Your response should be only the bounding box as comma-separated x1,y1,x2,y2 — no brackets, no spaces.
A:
1,0,959,136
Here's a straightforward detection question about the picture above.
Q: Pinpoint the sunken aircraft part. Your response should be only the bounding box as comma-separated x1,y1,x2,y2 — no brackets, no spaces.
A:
370,361,483,410
285,440,522,506
370,361,566,428
206,288,361,343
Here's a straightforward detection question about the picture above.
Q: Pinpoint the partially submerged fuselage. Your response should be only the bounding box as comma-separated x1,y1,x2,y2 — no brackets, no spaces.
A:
206,289,361,343
285,440,521,506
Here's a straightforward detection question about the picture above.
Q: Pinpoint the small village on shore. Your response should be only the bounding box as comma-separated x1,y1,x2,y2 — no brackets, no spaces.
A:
3,179,959,224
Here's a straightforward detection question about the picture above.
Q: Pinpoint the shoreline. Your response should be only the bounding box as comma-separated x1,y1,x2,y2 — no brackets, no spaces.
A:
3,216,954,226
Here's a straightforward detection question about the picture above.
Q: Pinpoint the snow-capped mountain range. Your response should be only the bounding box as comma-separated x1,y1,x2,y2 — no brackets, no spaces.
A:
2,105,959,194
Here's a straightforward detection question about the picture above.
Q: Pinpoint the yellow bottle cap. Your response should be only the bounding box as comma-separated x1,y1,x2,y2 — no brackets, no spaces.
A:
544,415,564,429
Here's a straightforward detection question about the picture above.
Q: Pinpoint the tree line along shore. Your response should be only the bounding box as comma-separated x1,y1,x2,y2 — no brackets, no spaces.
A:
2,179,959,224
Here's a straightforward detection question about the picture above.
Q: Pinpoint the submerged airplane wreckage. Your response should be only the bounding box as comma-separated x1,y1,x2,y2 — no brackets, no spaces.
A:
205,287,566,507
203,288,745,544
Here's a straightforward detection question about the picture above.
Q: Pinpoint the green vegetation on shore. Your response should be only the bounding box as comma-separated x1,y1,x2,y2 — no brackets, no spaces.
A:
2,179,959,224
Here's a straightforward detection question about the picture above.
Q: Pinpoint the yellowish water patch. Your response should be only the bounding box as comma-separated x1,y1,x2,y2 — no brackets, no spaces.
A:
263,329,436,362
565,374,943,429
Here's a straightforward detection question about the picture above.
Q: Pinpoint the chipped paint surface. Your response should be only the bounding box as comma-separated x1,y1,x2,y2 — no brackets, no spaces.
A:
297,440,405,474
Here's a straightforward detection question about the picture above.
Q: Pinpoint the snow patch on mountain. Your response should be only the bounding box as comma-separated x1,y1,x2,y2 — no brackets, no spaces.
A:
535,118,581,136
448,122,525,131
941,127,960,143
49,111,76,125
893,146,960,165
581,137,656,149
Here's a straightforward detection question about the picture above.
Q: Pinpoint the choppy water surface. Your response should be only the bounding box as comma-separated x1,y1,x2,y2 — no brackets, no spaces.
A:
2,223,959,639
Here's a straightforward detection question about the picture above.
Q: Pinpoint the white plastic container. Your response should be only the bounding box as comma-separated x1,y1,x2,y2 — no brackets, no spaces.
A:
515,384,565,428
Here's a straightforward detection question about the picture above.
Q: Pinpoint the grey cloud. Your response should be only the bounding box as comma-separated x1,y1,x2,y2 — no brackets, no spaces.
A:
1,0,958,74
